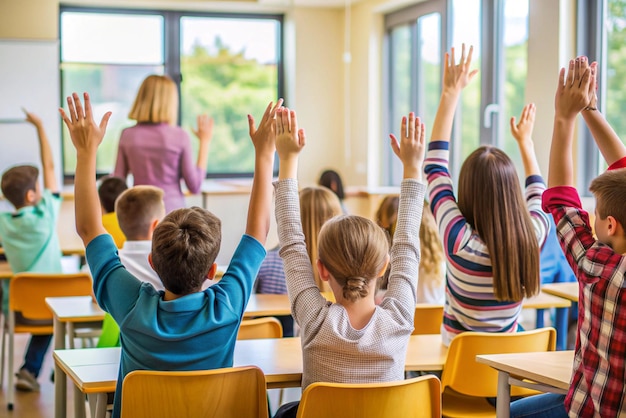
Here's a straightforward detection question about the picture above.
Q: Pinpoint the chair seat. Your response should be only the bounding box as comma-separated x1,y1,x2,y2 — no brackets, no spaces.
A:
442,389,495,418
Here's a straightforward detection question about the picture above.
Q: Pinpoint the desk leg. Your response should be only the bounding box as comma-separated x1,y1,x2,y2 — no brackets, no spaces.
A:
74,385,86,418
53,319,67,418
496,370,510,418
91,393,109,418
535,308,545,328
555,307,568,351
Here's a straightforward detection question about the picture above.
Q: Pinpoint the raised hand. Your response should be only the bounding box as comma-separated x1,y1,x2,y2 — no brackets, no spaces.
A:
389,112,426,180
59,92,111,153
276,107,306,162
248,99,283,156
442,44,479,94
554,56,593,120
22,108,43,128
510,103,536,144
192,114,214,144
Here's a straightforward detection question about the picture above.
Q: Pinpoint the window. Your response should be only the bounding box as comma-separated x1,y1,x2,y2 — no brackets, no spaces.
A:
383,0,529,185
60,7,283,178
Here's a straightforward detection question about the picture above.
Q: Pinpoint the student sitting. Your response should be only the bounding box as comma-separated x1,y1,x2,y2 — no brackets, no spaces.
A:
510,57,626,417
424,45,550,345
60,92,280,418
98,176,128,248
0,109,63,391
273,107,426,418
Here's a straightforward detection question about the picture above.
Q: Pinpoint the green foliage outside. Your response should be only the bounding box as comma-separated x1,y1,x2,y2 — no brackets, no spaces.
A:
606,0,626,150
181,40,277,175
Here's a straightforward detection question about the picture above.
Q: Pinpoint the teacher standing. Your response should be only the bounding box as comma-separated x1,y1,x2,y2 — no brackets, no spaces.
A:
112,74,213,213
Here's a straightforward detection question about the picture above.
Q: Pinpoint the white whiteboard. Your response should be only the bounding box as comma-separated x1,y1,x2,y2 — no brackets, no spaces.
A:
0,39,62,190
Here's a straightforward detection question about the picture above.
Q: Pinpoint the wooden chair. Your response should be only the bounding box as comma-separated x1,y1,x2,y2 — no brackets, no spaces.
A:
120,366,269,418
237,317,283,340
296,374,441,418
1,272,93,410
413,304,444,335
440,327,557,418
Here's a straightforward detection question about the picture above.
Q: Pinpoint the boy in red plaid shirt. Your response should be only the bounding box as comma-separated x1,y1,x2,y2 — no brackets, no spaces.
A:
510,57,626,417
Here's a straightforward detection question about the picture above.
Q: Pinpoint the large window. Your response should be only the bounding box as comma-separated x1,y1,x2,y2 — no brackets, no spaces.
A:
384,0,529,185
60,8,283,178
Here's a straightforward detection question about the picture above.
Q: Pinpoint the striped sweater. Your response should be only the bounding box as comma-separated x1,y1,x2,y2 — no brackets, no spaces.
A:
424,141,550,345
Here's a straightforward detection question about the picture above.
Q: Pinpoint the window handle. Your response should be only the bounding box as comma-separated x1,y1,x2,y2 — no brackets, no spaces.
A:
483,103,500,128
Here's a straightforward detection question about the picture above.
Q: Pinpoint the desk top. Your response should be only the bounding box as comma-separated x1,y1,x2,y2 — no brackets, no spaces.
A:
522,291,572,309
244,294,291,318
46,296,105,322
53,334,448,394
541,283,579,302
476,350,574,391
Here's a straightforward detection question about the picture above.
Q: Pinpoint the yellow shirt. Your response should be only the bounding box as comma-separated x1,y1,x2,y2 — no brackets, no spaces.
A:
102,212,126,249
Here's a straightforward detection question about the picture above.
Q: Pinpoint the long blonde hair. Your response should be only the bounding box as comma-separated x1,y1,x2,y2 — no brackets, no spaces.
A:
299,187,343,291
128,75,179,125
458,146,540,302
318,215,389,302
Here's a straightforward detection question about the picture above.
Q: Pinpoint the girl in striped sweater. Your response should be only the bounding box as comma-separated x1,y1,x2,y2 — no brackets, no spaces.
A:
425,44,550,345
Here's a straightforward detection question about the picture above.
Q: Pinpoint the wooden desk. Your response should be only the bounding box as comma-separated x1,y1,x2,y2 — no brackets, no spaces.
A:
244,294,291,318
476,350,573,418
47,296,106,418
54,334,448,418
542,283,579,302
0,260,12,279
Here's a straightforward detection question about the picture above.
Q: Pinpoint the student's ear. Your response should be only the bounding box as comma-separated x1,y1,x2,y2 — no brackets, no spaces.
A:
205,262,217,280
148,253,155,271
607,216,622,237
149,218,160,234
316,259,331,282
25,189,36,205
377,253,390,278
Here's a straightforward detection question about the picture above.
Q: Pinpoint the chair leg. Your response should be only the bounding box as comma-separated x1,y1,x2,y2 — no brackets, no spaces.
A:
0,313,5,390
7,314,14,410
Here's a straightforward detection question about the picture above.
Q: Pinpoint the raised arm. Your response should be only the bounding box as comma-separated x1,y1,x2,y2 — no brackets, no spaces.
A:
59,93,112,246
430,44,479,142
580,62,626,166
245,99,283,244
191,114,214,172
23,109,58,193
510,103,541,177
549,58,592,188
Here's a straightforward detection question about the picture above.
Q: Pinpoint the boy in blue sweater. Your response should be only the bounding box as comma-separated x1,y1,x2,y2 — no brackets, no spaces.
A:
60,92,279,418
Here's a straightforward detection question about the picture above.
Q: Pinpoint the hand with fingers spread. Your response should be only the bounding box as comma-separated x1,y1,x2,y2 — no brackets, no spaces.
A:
59,92,112,154
60,92,112,245
389,112,426,181
510,103,536,145
442,43,479,95
510,103,541,177
248,99,284,157
554,56,593,120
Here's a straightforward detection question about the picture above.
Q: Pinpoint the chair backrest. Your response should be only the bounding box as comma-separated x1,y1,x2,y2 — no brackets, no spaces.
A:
413,304,444,335
121,366,269,418
296,374,441,418
9,272,93,324
237,317,283,340
441,327,556,397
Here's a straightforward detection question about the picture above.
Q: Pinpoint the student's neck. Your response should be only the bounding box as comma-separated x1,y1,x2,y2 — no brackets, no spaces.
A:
337,297,377,330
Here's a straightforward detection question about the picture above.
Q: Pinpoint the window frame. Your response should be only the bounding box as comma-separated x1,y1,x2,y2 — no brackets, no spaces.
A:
59,5,284,181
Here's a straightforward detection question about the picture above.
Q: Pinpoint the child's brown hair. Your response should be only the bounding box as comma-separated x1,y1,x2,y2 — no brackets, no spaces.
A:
151,207,221,295
1,165,39,209
589,167,626,231
116,186,165,240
